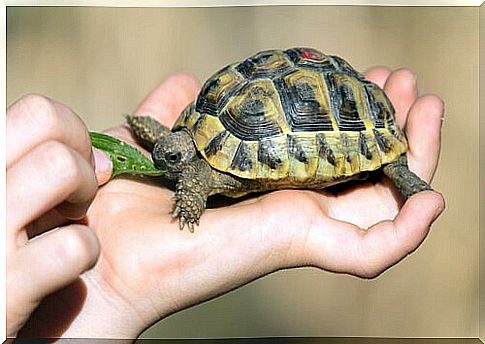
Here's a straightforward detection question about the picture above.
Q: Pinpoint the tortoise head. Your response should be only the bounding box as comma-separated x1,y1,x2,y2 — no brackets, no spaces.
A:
152,129,197,175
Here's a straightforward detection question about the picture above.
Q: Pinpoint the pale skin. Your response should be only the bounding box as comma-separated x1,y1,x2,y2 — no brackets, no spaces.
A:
8,67,445,339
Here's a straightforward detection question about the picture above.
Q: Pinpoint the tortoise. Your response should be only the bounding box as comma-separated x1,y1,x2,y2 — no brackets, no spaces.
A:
126,47,431,232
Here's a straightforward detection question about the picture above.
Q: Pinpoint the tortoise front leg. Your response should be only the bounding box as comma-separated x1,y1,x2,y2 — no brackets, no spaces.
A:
382,155,432,199
173,159,213,232
125,115,171,151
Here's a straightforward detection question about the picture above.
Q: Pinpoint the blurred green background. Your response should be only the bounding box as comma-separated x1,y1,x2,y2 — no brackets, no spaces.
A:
7,5,480,339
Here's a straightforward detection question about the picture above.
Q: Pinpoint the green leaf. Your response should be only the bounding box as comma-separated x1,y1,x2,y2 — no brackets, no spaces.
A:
89,131,165,178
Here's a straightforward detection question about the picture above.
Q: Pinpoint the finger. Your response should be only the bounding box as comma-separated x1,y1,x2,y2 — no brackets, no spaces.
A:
297,190,444,278
134,73,201,127
25,208,69,239
383,68,418,129
7,224,99,306
7,141,98,234
354,191,444,278
92,147,113,186
364,66,391,88
405,94,445,183
7,94,93,169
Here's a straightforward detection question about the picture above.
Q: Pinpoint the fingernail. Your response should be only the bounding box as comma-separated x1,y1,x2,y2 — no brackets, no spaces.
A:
92,148,113,185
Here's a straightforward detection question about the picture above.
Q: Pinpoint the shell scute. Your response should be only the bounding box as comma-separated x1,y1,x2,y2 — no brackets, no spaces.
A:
284,47,335,73
218,79,290,141
275,68,336,132
235,49,293,79
256,136,290,180
325,72,370,132
195,66,246,116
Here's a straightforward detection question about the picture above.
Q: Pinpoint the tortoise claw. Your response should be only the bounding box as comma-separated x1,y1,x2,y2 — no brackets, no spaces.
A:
179,217,186,231
176,216,197,232
172,205,181,218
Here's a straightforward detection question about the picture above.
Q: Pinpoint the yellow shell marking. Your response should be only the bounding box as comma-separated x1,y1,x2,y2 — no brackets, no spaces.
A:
282,69,339,131
287,132,319,182
221,79,291,135
192,115,226,151
330,73,376,131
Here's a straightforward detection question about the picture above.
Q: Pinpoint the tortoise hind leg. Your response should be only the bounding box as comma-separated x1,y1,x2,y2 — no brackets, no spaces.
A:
125,115,171,151
382,155,432,199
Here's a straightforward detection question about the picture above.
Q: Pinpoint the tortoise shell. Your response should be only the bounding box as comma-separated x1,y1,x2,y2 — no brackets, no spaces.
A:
173,47,407,185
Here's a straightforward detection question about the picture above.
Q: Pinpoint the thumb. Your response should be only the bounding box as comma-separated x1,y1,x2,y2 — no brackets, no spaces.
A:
92,147,113,186
134,73,201,127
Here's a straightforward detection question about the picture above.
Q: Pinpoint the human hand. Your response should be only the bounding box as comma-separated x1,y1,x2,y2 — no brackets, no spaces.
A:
17,68,445,339
6,95,101,337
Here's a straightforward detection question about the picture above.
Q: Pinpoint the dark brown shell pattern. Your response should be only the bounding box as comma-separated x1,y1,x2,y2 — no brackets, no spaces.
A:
173,48,407,185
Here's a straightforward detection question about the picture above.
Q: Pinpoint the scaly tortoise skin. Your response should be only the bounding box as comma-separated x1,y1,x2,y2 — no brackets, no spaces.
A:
127,47,431,231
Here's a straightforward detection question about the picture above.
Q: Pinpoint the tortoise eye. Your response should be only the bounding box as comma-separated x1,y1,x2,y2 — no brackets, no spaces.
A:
165,152,182,164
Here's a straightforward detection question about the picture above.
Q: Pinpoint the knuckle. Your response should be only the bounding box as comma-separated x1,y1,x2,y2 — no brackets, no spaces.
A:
353,244,385,279
354,263,382,279
58,225,99,270
42,141,83,183
19,94,61,131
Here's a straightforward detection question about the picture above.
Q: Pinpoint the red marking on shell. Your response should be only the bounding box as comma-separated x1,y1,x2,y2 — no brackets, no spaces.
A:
301,49,321,60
